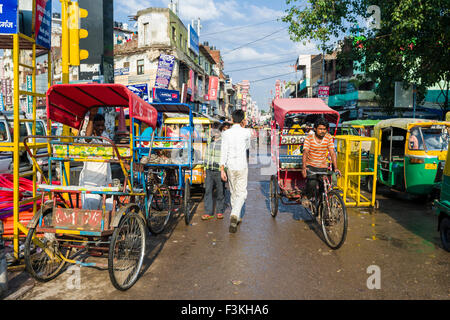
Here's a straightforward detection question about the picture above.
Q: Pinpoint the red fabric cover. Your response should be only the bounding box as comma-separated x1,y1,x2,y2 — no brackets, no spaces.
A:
272,98,340,130
46,83,157,129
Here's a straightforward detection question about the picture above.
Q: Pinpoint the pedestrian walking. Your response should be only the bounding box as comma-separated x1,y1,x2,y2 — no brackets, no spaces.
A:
220,110,252,233
202,122,225,220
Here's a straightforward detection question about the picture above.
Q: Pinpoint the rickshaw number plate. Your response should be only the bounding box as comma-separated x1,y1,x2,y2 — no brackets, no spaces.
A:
425,163,437,170
53,208,109,231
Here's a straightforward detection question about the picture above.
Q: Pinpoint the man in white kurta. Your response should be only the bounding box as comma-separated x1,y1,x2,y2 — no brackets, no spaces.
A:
220,110,252,233
79,109,113,210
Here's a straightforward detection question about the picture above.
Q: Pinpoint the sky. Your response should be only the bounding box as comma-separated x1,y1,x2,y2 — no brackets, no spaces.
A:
52,0,322,111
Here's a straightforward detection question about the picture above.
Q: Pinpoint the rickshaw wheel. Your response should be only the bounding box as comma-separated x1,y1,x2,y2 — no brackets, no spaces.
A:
108,206,146,291
24,202,72,282
147,187,173,235
320,190,348,250
270,175,278,217
184,180,194,225
440,217,450,252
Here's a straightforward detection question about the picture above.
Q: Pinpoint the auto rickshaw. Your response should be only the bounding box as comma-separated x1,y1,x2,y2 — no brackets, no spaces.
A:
433,142,450,252
372,118,450,197
342,120,380,137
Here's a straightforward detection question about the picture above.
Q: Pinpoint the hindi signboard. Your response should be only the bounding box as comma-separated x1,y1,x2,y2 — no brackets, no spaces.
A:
188,24,199,56
318,86,330,98
0,0,18,35
155,54,175,89
35,0,52,49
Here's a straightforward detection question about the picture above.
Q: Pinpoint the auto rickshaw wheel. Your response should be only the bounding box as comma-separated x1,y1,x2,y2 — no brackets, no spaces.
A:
108,207,146,291
270,175,278,217
440,217,450,252
24,202,72,282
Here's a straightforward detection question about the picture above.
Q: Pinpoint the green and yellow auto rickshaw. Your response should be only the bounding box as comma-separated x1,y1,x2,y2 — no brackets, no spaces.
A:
372,118,450,197
433,144,450,252
342,119,380,137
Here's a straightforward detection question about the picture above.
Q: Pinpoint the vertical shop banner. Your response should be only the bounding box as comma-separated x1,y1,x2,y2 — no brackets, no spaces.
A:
0,93,4,111
275,80,281,99
188,25,199,56
208,76,218,101
0,0,18,34
26,75,33,113
155,54,175,89
35,0,52,49
188,69,195,102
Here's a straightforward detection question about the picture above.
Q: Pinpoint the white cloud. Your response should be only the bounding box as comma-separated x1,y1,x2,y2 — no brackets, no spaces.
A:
216,0,246,21
114,0,152,15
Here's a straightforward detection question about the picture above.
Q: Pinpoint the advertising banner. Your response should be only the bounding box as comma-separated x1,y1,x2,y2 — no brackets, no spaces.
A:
0,0,18,34
35,0,52,49
127,83,150,102
208,76,218,101
155,54,175,89
0,93,4,111
152,88,180,103
188,24,199,56
275,80,281,99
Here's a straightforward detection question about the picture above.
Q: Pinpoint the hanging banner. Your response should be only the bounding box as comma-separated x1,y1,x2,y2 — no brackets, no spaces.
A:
208,76,218,101
0,0,18,35
35,0,52,49
154,54,175,89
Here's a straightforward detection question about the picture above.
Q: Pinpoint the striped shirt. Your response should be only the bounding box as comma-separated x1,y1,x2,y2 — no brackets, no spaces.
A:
205,136,222,171
303,133,334,168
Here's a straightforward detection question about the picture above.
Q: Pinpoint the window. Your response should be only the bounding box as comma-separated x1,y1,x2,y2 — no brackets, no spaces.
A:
26,121,46,136
172,26,176,43
180,34,183,49
0,122,7,141
123,61,130,68
137,59,144,75
143,23,149,44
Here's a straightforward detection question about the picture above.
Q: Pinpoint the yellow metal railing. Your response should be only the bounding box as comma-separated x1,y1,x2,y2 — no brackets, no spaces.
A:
335,135,378,208
0,13,51,260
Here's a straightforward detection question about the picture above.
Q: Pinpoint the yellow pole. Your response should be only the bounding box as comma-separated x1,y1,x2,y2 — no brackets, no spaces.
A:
60,0,71,186
13,34,20,259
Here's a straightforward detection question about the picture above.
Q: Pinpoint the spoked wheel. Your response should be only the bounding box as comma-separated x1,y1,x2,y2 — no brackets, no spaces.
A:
320,190,348,250
147,186,173,234
269,175,278,217
24,202,72,282
440,217,450,252
108,206,146,291
184,179,194,225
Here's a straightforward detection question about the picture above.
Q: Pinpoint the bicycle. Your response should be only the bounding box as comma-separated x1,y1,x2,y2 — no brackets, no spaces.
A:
304,171,348,250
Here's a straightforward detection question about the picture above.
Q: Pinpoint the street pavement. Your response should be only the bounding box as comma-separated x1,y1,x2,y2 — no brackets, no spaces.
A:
19,153,450,300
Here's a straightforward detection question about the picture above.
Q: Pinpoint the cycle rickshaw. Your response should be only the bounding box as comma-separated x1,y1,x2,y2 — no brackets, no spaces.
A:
135,103,196,231
23,83,158,290
269,98,348,249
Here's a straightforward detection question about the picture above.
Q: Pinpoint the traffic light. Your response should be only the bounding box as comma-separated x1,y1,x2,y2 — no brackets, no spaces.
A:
68,1,89,66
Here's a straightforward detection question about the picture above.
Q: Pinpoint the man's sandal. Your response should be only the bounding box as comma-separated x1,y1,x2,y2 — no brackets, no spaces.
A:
202,215,214,220
216,213,224,219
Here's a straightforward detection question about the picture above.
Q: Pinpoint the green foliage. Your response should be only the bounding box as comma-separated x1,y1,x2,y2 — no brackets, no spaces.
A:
283,0,450,115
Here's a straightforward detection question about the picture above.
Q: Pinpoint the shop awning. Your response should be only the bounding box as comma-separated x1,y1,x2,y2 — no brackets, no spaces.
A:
46,83,158,129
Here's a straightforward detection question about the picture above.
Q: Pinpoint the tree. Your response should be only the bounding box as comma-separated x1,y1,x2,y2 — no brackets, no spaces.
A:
283,0,450,116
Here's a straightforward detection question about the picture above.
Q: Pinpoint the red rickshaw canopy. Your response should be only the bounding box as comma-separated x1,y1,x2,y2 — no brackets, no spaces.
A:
46,83,158,129
272,98,340,130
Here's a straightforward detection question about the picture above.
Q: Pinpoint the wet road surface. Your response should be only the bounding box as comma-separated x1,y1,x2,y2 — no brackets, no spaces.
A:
22,155,449,300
